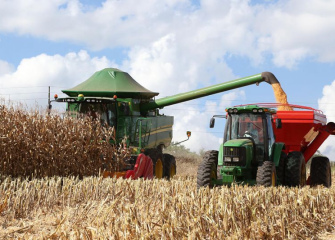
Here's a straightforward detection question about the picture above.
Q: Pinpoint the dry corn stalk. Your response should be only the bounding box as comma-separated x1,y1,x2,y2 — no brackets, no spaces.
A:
0,101,128,178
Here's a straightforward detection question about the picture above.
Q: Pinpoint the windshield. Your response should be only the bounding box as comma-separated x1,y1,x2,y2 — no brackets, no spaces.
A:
78,102,117,127
227,113,264,144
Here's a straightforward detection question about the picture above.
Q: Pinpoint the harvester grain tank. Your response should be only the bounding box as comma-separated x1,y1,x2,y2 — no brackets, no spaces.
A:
53,68,282,179
197,103,334,188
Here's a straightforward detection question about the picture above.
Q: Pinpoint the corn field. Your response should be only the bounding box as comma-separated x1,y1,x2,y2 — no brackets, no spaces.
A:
0,175,334,239
0,103,127,178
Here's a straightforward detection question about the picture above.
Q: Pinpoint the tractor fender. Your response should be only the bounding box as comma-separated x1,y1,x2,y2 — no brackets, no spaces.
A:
271,142,285,167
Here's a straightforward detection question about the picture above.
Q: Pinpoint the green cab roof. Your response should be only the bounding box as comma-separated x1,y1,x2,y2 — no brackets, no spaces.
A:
62,68,159,99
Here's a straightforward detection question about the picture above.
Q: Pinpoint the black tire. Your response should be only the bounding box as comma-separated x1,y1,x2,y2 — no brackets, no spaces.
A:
285,151,306,187
276,151,286,185
163,153,176,180
197,150,218,189
256,161,277,186
310,156,332,187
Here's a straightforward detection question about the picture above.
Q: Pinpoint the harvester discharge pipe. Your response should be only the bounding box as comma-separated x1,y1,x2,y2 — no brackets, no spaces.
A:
141,72,278,112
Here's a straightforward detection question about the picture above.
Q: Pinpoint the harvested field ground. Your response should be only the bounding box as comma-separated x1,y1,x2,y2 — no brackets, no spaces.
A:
1,158,335,239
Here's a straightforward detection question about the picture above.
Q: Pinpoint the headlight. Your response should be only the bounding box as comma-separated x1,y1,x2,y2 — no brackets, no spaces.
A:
224,157,231,162
233,157,239,162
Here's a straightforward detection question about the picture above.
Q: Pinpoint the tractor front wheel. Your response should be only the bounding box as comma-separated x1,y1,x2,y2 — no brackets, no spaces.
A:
310,156,332,187
256,161,277,187
197,150,218,189
285,151,306,187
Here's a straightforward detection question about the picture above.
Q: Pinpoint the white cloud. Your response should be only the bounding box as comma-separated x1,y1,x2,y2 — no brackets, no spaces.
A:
0,60,14,76
122,33,236,98
1,0,335,68
318,80,335,160
0,50,113,108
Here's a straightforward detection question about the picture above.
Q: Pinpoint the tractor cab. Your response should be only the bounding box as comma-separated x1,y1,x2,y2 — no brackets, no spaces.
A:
209,105,277,185
224,106,276,165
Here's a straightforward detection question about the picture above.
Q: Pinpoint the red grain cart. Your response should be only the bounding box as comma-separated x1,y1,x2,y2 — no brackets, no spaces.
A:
270,103,334,186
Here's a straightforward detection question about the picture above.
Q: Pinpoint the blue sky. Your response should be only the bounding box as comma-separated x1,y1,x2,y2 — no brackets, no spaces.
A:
1,0,335,157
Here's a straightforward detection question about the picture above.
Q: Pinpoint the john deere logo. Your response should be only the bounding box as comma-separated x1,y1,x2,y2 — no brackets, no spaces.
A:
230,148,234,152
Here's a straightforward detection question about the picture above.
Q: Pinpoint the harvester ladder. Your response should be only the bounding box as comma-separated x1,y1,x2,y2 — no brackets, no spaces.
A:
134,118,152,149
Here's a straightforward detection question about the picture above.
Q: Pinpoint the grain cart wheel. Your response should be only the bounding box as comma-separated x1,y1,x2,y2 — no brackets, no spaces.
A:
285,151,306,187
276,151,286,185
163,153,176,180
256,161,277,186
310,156,332,187
197,150,218,189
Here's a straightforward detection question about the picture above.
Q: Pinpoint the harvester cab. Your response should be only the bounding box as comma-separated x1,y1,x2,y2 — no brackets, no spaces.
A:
198,103,334,189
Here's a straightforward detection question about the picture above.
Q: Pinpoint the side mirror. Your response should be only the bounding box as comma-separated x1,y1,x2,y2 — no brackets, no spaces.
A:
210,117,215,128
276,119,282,129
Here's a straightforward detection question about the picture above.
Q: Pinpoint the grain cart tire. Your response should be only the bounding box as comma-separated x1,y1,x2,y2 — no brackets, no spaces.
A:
276,151,286,185
163,153,176,180
197,150,218,189
310,156,331,187
285,151,306,187
256,161,277,186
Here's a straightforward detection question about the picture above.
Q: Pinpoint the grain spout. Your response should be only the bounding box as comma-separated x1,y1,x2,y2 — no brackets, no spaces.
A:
262,72,293,111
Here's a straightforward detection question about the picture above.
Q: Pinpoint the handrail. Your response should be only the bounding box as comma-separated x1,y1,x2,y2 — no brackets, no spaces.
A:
234,103,324,114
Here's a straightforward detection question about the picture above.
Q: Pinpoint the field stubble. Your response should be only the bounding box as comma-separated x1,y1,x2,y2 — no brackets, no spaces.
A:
1,170,335,239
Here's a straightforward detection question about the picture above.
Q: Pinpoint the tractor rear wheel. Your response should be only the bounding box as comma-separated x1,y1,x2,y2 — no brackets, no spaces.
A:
285,151,306,187
197,150,218,189
256,161,277,186
310,156,332,187
163,153,176,180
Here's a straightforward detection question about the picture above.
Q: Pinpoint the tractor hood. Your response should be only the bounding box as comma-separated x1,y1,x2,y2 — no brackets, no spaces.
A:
224,138,253,148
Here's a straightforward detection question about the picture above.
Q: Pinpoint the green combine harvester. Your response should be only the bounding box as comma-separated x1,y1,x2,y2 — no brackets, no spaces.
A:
53,68,283,179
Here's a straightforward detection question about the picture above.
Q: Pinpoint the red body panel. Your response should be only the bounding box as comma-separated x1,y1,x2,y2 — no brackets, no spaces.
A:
272,110,330,162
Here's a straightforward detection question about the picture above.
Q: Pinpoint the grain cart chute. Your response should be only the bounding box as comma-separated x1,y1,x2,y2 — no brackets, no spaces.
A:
197,103,334,188
53,68,280,179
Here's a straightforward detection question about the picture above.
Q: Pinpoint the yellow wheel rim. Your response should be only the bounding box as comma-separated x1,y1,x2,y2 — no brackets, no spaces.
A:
271,171,276,186
155,159,163,179
210,169,216,180
170,164,176,178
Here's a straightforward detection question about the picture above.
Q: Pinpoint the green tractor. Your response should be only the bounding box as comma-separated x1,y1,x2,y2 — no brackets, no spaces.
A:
197,103,334,188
